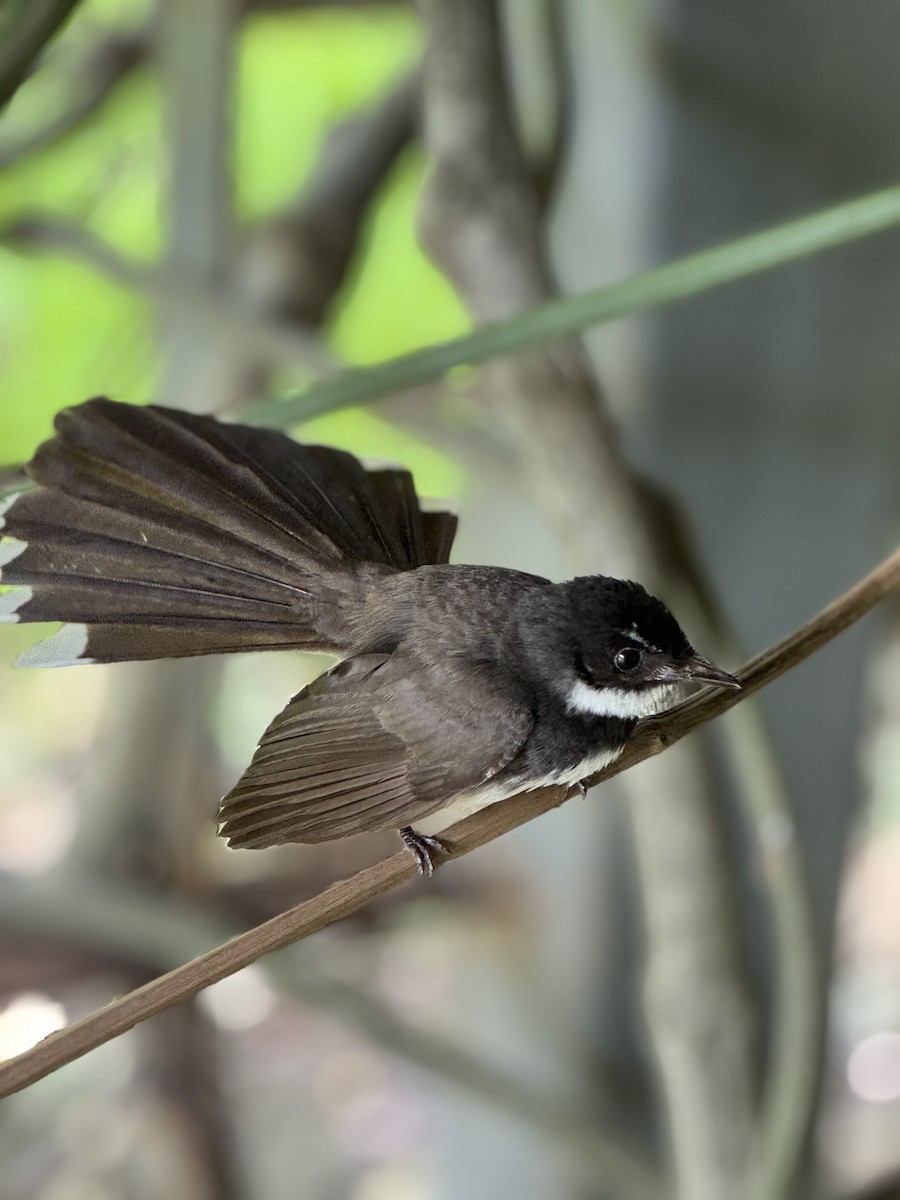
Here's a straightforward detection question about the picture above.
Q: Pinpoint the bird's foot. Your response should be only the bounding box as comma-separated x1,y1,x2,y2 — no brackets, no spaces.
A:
566,781,588,801
399,826,446,877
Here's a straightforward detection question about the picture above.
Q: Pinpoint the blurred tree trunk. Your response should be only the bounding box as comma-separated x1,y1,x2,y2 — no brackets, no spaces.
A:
644,0,900,945
554,0,900,1193
62,3,245,1196
417,3,757,1198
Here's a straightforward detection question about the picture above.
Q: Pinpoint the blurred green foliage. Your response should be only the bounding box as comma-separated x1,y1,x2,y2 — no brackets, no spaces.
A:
0,0,466,499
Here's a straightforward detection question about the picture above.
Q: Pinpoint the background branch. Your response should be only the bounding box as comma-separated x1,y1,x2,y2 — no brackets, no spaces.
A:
246,182,900,425
1,214,336,374
1,65,418,398
0,0,83,111
6,183,900,431
0,27,148,170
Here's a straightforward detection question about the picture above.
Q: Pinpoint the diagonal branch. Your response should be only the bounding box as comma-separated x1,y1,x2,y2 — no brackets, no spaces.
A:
0,875,663,1200
1,546,896,1102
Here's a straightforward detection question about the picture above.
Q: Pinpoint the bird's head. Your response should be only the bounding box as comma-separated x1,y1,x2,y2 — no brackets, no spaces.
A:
520,575,741,721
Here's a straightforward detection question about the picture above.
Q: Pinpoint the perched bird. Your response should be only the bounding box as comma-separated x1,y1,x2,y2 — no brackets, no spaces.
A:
0,399,739,873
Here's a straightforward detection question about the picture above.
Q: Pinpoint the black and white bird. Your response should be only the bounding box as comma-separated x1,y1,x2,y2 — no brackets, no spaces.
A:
0,399,740,873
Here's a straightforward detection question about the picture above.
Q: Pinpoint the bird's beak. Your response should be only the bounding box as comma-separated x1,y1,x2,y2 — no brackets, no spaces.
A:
680,655,742,690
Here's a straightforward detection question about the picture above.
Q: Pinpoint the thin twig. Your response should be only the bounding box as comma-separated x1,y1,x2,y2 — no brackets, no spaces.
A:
1,546,896,1101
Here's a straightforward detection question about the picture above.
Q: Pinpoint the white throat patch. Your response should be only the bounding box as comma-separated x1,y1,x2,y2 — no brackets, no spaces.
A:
566,679,676,720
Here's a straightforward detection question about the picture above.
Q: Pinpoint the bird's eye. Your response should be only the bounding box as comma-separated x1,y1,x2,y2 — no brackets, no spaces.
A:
614,647,642,673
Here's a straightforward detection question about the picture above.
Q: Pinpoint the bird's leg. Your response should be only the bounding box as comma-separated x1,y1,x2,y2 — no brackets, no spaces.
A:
399,826,446,877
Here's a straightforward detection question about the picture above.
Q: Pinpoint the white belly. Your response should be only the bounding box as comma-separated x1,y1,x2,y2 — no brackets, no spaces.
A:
416,743,624,835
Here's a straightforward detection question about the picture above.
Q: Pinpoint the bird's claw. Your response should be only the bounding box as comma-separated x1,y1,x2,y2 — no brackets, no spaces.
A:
399,826,446,877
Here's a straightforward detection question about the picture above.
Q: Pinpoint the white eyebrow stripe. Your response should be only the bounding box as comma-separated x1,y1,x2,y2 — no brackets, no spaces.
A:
567,680,676,720
618,629,660,654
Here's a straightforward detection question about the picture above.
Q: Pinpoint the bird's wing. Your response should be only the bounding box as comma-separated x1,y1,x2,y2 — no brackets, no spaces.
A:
217,654,533,848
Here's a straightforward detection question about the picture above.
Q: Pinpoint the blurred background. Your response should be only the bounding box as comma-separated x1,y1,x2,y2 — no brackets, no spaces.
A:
1,1,900,1198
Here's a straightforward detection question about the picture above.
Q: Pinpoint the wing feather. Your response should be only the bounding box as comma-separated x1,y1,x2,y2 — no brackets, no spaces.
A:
217,655,534,849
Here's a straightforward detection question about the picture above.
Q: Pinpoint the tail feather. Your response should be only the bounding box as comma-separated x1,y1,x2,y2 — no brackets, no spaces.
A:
29,404,342,568
17,620,325,667
2,525,305,608
420,509,458,566
3,483,321,587
366,468,427,568
1,398,458,665
2,558,300,625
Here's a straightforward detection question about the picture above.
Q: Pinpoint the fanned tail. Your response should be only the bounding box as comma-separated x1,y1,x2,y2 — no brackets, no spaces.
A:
0,399,457,665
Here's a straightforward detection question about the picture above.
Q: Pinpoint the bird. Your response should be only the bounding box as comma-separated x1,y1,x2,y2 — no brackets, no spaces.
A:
0,398,740,874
